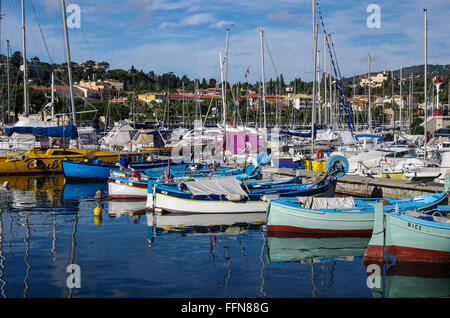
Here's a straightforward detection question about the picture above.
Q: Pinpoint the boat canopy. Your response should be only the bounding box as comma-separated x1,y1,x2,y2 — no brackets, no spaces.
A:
298,197,356,209
182,176,248,197
355,133,383,142
101,123,136,146
4,124,78,139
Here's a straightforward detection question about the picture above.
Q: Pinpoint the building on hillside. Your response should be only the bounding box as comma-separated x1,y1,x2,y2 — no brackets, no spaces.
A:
359,71,388,88
104,79,124,90
110,97,129,105
285,93,313,110
196,88,222,96
137,92,166,104
30,85,85,99
76,80,120,100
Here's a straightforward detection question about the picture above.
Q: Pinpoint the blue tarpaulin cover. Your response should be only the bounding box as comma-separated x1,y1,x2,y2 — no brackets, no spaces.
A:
4,124,78,139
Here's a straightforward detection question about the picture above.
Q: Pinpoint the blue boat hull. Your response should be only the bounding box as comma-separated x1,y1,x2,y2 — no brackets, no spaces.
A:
272,158,304,169
62,159,176,181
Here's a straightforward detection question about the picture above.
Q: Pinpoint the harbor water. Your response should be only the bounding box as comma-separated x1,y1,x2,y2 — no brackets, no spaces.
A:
0,175,448,299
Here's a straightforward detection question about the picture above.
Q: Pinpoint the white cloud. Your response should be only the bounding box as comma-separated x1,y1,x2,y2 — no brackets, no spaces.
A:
181,13,215,26
158,12,233,29
212,20,234,29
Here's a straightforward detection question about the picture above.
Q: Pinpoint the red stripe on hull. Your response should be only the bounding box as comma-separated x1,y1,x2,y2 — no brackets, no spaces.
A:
364,244,450,264
266,225,373,236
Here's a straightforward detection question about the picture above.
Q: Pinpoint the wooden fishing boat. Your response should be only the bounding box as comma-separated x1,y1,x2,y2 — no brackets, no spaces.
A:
62,158,176,180
151,176,337,214
150,154,351,213
107,164,288,201
108,152,272,201
107,162,237,200
266,192,448,235
363,202,450,264
108,175,153,200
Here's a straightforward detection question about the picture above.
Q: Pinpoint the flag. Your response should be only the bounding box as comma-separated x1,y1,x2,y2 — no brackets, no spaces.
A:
244,64,250,80
237,83,245,102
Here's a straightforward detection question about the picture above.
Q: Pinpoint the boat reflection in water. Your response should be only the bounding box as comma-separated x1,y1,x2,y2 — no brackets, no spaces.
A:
0,174,66,207
145,212,267,294
108,200,148,224
265,233,371,263
265,232,371,297
146,212,266,243
365,262,450,298
0,174,82,298
62,181,105,201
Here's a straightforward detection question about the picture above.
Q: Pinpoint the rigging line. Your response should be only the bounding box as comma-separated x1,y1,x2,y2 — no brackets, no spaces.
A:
201,67,222,131
30,0,53,65
264,35,283,125
316,0,354,134
54,76,98,112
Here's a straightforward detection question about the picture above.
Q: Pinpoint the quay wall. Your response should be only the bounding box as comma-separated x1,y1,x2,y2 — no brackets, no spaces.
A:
261,167,445,199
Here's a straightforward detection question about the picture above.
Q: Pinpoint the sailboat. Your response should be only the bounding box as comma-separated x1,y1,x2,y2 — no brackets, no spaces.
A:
0,0,126,175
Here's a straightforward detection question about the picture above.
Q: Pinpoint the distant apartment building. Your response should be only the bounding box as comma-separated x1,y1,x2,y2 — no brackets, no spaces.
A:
137,92,166,104
359,71,388,88
104,79,124,91
30,85,85,99
349,94,414,112
241,93,286,109
75,80,120,100
285,93,313,110
110,97,129,105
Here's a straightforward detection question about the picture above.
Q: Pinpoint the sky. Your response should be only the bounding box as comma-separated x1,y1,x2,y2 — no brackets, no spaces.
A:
1,0,449,84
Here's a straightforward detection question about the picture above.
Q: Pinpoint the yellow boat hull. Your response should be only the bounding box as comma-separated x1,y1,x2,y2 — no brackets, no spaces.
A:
304,160,326,173
0,147,122,176
379,173,406,180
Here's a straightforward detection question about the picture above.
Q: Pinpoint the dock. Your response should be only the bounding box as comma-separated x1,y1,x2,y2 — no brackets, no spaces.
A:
261,167,445,199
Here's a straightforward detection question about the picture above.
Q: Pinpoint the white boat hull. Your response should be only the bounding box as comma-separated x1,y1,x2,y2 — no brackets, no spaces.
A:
153,192,267,213
108,179,147,200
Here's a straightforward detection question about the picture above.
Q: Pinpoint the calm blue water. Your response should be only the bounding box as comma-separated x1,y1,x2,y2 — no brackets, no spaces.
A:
0,175,448,299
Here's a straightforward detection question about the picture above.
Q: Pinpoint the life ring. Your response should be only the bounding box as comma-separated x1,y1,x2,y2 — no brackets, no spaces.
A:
325,155,349,179
316,149,324,160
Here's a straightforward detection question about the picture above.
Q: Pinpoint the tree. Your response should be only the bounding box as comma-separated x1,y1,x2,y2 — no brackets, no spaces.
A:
11,51,23,69
410,116,424,135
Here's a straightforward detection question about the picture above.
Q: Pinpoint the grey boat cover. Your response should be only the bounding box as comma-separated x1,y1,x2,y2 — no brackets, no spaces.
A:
184,176,248,197
297,197,356,209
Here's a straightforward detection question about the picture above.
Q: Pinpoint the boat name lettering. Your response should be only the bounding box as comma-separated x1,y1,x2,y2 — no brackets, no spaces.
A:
407,222,421,231
27,159,60,170
161,191,168,195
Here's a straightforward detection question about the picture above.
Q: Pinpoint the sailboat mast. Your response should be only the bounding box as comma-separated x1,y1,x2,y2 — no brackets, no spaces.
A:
317,49,321,126
61,0,77,126
6,39,10,123
22,0,29,117
328,34,332,127
424,8,428,160
220,52,226,126
51,71,55,121
368,52,372,131
259,28,267,129
223,28,230,126
323,33,327,126
400,66,403,127
311,13,318,156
